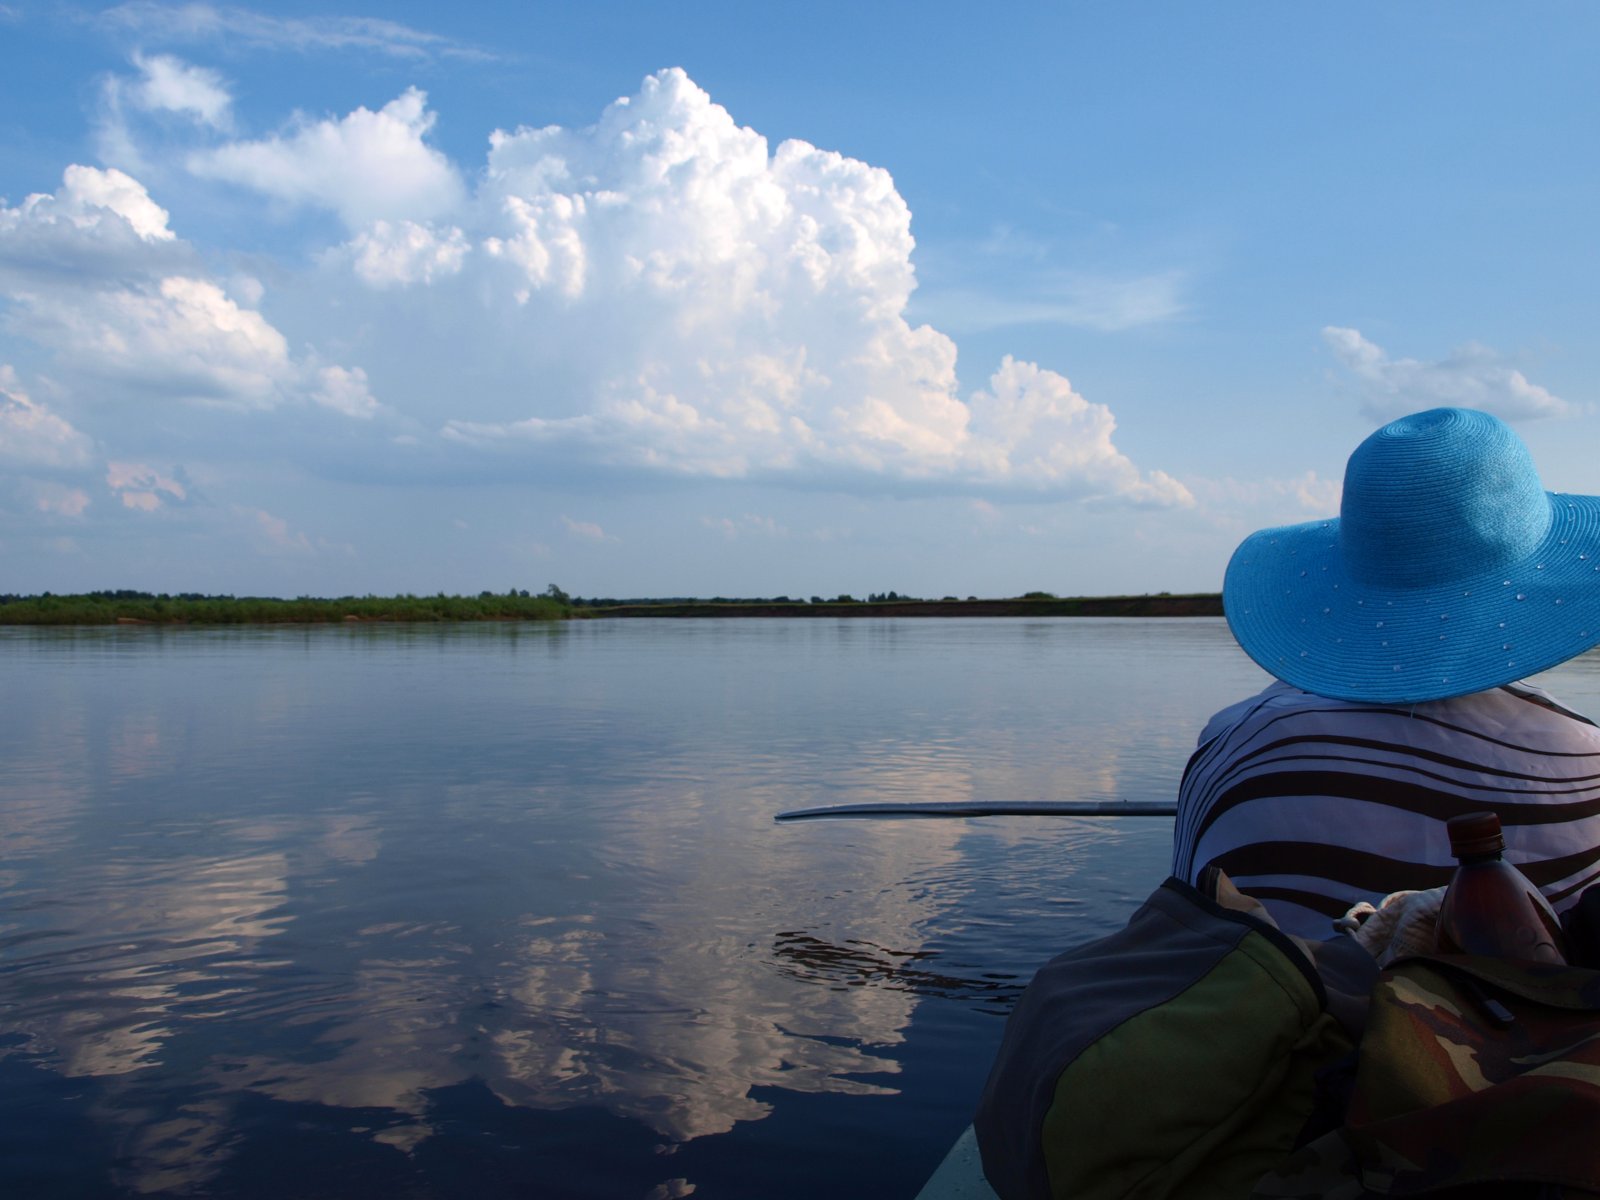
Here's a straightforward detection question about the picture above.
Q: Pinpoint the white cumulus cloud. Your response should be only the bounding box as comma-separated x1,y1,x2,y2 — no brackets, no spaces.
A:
107,460,187,510
373,69,1185,503
965,357,1192,503
14,274,293,407
53,163,176,241
128,53,233,128
0,366,95,468
1323,326,1569,422
0,165,181,288
0,167,380,414
311,365,381,419
342,219,468,286
5,68,1187,519
191,88,464,228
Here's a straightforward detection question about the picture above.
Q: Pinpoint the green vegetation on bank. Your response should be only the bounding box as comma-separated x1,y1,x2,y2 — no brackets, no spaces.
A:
585,593,1223,618
0,588,1224,626
0,589,569,626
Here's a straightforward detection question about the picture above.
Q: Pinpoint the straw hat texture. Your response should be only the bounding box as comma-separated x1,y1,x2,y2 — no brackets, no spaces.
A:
1224,407,1600,703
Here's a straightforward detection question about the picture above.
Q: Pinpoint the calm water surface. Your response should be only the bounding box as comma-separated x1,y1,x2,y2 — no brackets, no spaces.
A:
8,617,1598,1198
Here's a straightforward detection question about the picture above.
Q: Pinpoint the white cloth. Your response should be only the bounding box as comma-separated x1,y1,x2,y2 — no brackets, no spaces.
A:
1337,888,1446,966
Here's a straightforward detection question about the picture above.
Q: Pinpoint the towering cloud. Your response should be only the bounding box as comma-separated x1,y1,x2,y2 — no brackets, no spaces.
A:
1,66,1190,552
282,69,1186,502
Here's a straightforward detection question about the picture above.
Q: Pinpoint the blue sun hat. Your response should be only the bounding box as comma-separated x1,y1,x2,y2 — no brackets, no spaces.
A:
1224,407,1600,703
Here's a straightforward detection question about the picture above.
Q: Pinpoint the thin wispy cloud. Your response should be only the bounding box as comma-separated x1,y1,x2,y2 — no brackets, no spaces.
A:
918,271,1187,333
94,52,233,174
236,505,313,552
701,514,787,540
1177,470,1347,544
96,2,496,61
1188,471,1341,517
911,217,1190,334
29,481,92,517
561,516,617,543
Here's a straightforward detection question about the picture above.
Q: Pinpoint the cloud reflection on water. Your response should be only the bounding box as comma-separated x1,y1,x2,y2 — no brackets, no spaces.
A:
0,621,1245,1196
1,761,981,1185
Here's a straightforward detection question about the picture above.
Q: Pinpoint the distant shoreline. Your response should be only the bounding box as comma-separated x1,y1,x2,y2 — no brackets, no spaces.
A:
588,594,1223,619
0,592,1222,626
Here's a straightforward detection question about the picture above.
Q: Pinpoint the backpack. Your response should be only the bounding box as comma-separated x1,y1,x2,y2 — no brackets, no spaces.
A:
975,872,1600,1199
1257,953,1600,1198
973,870,1370,1199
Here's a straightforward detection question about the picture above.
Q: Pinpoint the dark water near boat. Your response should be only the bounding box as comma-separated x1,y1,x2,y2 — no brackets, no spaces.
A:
6,618,1600,1199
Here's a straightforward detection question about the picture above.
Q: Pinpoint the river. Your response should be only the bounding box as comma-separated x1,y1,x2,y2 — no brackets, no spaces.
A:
5,618,1597,1198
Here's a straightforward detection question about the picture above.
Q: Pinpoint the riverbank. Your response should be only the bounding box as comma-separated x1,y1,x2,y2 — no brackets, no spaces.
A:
0,591,568,626
0,591,1222,625
588,594,1222,618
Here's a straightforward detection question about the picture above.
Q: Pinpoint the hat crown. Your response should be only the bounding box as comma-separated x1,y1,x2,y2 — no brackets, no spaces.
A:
1338,408,1550,588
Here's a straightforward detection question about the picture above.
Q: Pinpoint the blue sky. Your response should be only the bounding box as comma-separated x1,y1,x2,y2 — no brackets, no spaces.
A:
1,2,1596,599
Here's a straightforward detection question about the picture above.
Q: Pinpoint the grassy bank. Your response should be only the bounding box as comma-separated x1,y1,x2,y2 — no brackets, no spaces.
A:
586,594,1223,618
0,590,1223,626
0,591,569,626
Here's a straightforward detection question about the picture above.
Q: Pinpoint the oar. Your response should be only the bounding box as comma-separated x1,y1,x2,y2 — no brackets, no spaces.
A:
774,800,1177,822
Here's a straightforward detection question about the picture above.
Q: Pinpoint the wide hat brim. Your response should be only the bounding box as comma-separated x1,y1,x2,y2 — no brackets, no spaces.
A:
1224,493,1600,703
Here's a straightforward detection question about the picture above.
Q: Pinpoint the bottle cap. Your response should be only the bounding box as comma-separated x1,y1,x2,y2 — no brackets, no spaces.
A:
1448,811,1506,858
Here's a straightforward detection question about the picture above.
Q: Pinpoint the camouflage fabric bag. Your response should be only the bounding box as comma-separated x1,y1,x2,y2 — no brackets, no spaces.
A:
1258,954,1600,1198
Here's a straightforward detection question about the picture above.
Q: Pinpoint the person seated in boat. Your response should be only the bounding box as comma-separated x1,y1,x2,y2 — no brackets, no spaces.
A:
1173,406,1600,939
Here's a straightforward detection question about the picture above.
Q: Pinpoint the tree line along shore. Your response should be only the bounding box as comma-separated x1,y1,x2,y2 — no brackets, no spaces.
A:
0,589,1223,626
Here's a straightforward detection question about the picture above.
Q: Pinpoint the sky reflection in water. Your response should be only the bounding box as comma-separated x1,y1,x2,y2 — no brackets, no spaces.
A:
18,619,1591,1197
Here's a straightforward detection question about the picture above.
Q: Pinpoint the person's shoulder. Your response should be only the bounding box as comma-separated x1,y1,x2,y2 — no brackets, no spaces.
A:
1196,678,1600,749
1195,680,1307,744
1480,681,1598,728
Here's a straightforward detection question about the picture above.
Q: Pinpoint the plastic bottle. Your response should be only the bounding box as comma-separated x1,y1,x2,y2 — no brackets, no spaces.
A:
1433,811,1568,964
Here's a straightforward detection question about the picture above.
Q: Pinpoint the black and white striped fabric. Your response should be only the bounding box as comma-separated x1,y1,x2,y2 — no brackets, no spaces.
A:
1173,680,1600,938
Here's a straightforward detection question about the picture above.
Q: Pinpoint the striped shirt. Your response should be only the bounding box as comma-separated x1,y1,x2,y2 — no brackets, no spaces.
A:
1173,680,1600,939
